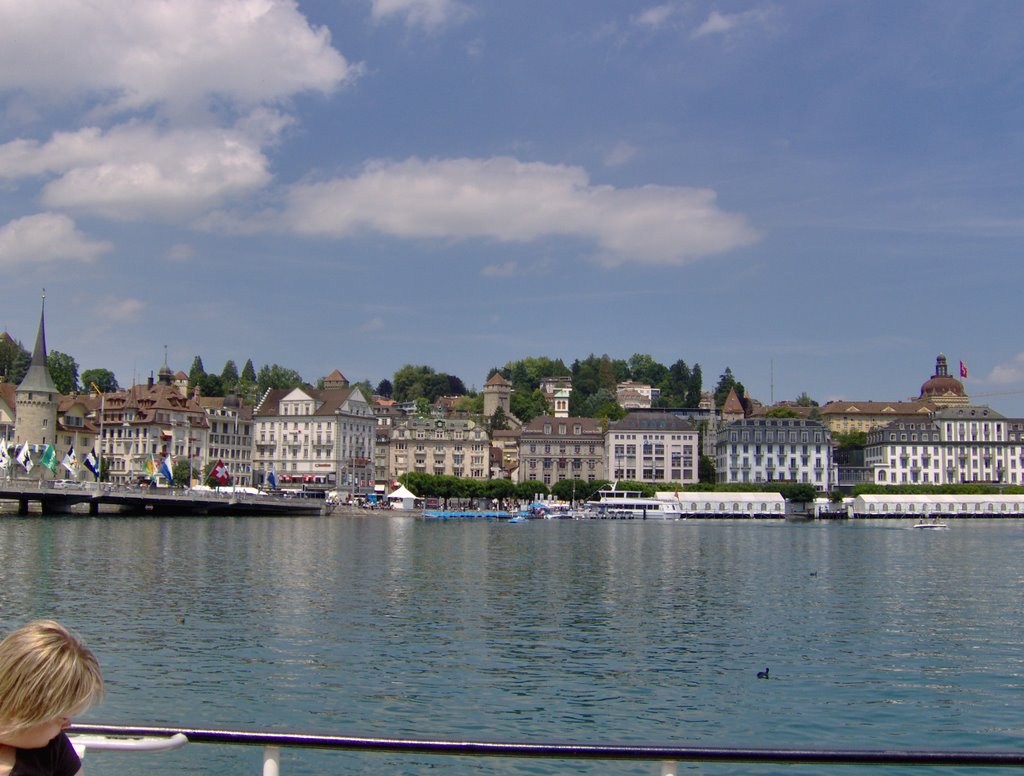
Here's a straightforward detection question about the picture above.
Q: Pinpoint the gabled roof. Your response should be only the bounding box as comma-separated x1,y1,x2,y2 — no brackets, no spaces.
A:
819,400,935,416
721,387,745,415
255,385,365,418
485,372,510,387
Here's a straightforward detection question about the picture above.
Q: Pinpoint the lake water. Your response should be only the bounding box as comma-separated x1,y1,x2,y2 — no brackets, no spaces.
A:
1,513,1022,775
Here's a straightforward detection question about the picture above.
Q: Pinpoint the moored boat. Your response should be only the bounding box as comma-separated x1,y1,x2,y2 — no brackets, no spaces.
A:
584,485,681,520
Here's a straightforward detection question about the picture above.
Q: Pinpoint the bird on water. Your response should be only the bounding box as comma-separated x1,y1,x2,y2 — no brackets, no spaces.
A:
757,667,769,679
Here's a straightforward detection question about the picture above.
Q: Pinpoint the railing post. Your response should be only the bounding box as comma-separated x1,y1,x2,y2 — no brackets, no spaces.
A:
660,761,677,776
263,745,280,776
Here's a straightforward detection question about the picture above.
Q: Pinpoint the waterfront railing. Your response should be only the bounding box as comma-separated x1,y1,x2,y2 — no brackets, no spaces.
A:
70,724,1024,774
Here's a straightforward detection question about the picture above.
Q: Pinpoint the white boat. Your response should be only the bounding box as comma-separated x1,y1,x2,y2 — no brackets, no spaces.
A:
912,519,949,530
584,485,681,520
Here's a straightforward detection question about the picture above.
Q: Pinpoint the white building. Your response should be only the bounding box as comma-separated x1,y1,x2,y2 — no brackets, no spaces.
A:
252,382,375,494
606,411,698,485
716,417,835,491
865,405,1024,485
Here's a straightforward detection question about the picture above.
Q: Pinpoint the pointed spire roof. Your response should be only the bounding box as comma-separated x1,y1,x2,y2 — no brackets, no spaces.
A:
17,293,58,394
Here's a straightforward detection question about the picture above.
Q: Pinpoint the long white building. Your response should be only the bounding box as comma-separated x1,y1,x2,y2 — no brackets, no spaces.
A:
865,405,1024,485
716,417,835,491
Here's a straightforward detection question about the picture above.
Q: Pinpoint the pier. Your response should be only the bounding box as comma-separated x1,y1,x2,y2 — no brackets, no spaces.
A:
0,480,326,516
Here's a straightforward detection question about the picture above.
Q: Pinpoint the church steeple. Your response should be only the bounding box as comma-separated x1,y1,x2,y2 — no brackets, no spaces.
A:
17,291,58,395
14,291,60,447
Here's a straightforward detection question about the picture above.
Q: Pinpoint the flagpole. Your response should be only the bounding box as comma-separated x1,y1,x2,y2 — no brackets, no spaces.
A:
91,383,104,492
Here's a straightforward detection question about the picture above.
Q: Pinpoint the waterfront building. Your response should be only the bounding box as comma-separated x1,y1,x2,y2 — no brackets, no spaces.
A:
90,366,210,485
0,383,15,442
716,417,835,491
389,416,490,480
55,396,99,466
865,405,1024,485
200,396,253,486
817,399,936,435
491,428,521,479
253,379,375,494
606,411,698,485
517,415,604,486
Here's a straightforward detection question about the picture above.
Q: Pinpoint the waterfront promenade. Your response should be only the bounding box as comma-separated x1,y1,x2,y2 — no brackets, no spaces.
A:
0,479,326,516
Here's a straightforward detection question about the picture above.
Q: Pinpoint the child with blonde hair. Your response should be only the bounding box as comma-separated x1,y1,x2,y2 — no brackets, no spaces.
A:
0,621,103,776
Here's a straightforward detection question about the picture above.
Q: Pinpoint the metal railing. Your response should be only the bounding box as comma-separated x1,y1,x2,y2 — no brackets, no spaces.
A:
69,724,1024,774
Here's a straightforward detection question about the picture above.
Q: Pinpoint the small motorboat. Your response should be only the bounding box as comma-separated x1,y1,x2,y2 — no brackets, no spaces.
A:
912,519,949,530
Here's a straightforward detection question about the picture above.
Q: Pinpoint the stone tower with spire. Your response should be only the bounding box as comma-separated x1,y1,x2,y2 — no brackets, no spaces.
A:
14,295,59,446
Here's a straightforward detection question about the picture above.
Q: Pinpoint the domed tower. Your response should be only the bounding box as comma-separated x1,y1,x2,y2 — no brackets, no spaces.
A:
483,372,511,418
919,354,968,407
14,295,59,446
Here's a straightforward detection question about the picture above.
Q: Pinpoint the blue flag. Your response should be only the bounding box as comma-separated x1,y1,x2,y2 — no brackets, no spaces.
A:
84,449,99,479
267,468,278,489
159,456,174,484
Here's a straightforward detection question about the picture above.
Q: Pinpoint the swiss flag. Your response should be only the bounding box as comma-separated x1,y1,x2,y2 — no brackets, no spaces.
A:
211,459,231,485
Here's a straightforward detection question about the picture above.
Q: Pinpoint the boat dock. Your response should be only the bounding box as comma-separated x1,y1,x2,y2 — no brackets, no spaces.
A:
0,480,326,516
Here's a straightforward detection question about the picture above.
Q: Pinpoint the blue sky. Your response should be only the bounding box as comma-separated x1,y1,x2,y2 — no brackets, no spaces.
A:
1,0,1022,415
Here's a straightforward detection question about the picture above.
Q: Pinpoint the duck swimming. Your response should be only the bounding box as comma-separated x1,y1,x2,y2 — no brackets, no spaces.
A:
757,667,769,679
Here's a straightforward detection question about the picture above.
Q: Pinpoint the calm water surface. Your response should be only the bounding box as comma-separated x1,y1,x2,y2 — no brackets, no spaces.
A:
1,514,1022,775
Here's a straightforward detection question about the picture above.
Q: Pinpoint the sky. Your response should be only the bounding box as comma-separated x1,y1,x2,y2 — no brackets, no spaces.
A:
0,0,1022,416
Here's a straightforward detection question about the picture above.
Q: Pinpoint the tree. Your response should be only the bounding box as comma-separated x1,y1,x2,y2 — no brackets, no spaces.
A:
220,360,239,393
0,335,29,384
686,364,703,408
375,379,393,398
699,455,716,484
714,367,745,408
81,368,119,393
256,364,304,395
172,459,193,487
765,406,799,418
510,388,549,423
188,355,206,388
628,353,668,387
794,392,819,407
47,350,79,394
241,359,257,383
516,480,548,500
489,406,509,432
197,373,224,397
238,359,258,403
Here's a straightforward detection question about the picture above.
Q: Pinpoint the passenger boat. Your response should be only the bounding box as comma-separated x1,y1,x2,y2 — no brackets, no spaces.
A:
912,519,949,530
584,485,682,520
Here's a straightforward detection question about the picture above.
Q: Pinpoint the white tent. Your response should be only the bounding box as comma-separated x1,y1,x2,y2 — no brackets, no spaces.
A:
387,484,419,510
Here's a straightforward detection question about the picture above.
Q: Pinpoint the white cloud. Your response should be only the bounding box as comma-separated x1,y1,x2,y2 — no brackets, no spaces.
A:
371,0,468,31
0,213,112,267
165,243,197,262
692,8,774,39
95,297,146,323
285,156,759,267
604,142,638,168
632,3,679,29
359,316,385,333
984,354,1024,386
0,122,274,220
0,0,355,113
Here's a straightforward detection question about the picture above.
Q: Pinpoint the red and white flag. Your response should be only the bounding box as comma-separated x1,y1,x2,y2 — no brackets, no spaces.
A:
211,459,231,485
960,360,968,379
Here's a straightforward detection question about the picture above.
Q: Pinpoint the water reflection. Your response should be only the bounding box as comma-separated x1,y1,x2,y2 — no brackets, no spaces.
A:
0,516,1022,774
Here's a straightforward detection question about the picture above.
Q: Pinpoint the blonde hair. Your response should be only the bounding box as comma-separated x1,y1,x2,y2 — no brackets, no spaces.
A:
0,620,103,736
